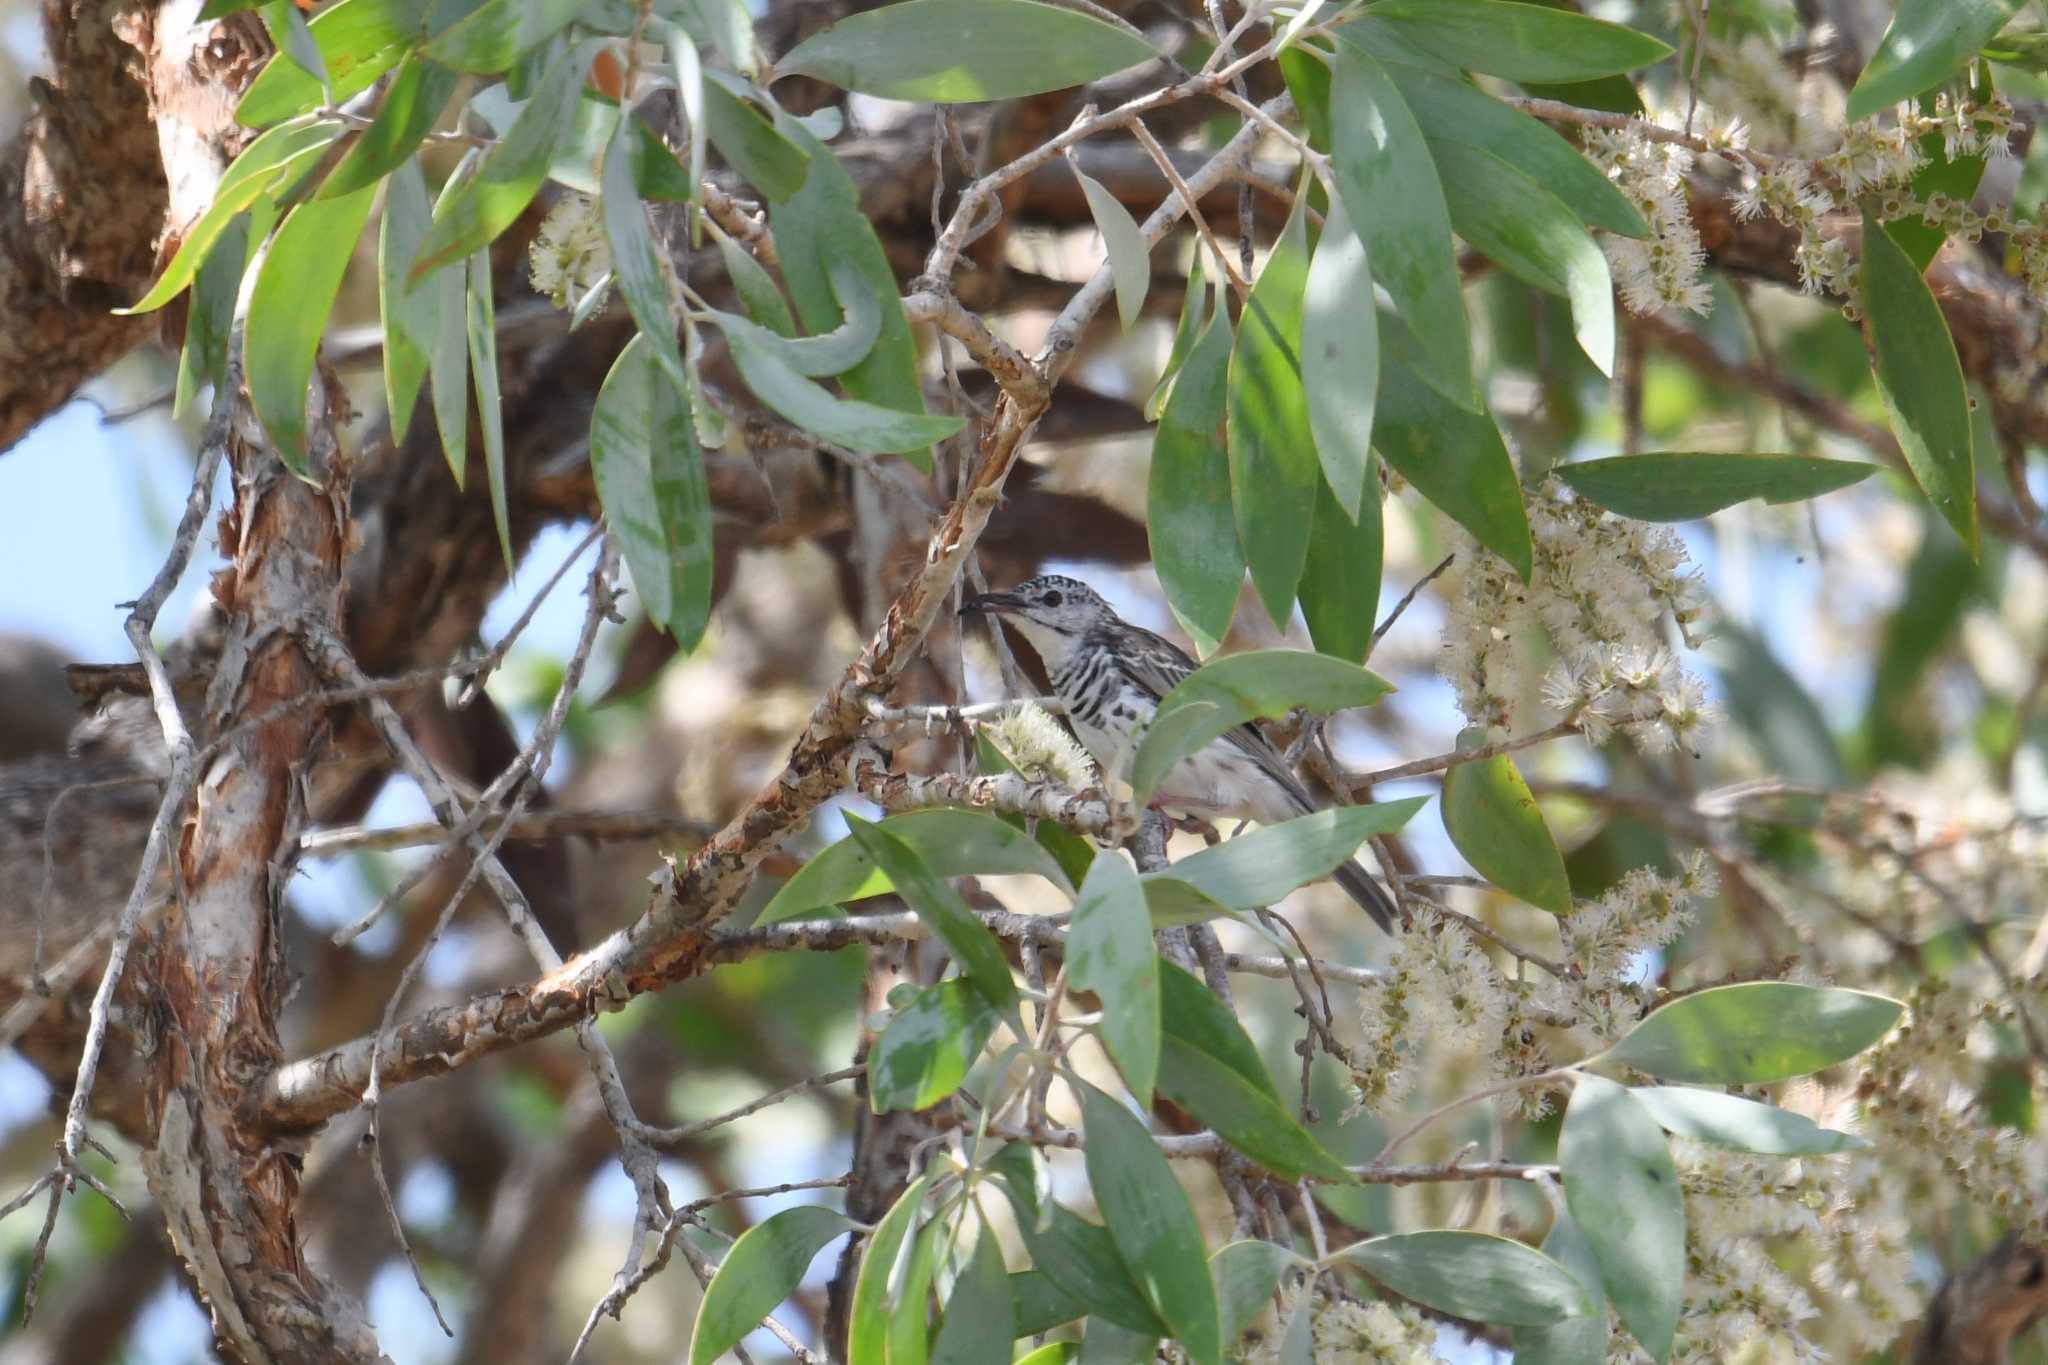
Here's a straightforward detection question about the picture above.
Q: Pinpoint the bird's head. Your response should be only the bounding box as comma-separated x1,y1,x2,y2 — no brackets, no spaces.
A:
960,574,1116,665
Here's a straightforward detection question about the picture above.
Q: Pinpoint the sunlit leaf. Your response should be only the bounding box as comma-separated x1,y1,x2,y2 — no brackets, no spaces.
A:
422,0,583,72
690,1206,854,1365
848,1178,930,1365
845,815,1017,1011
1153,801,1426,911
1440,734,1572,914
1367,0,1672,82
1558,452,1877,521
870,979,997,1112
760,807,1073,925
1602,983,1905,1084
466,248,511,570
1631,1086,1870,1156
1069,852,1160,1104
930,1228,1014,1365
245,184,377,476
1076,166,1150,332
323,55,461,198
1847,0,2024,121
238,0,418,126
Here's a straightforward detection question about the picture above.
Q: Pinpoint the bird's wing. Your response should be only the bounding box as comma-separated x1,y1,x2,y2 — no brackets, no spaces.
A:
1118,628,1316,815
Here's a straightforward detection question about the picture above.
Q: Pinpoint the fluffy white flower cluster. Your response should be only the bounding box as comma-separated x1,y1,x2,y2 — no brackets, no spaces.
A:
1582,123,1713,316
1440,481,1712,752
1353,911,1508,1113
1557,856,1710,997
528,194,612,312
983,701,1097,791
1242,1292,1438,1364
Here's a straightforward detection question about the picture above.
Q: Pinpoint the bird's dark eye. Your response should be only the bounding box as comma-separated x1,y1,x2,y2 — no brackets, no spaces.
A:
1043,590,1064,608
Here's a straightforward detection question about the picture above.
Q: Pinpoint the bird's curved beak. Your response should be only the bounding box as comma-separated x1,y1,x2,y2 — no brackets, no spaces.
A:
960,590,1025,617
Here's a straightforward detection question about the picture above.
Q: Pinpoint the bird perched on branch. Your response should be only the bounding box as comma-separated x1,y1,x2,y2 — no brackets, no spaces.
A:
961,574,1398,933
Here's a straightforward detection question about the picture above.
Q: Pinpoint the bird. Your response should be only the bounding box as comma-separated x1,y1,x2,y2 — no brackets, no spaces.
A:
960,573,1398,933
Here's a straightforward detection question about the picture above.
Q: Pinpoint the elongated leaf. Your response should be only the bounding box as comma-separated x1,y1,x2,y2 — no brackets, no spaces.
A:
259,0,331,96
1075,1080,1223,1365
722,260,880,376
1076,167,1149,332
1298,469,1381,663
1374,322,1533,578
1146,255,1208,420
1069,852,1160,1104
704,73,811,200
761,807,1072,925
459,254,512,577
1888,128,1988,271
1559,452,1876,521
1441,737,1571,914
691,1205,854,1365
846,815,1017,1010
931,1229,1014,1365
1000,1197,1169,1336
870,979,997,1112
323,55,461,198
671,0,756,72
889,1222,938,1365
1432,139,1613,374
1631,1086,1869,1156
120,118,343,314
1301,196,1377,518
603,127,686,392
1139,877,1237,929
589,334,715,642
1013,1271,1088,1337
1081,1317,1159,1364
779,0,1157,102
1155,801,1426,911
1330,1231,1594,1326
245,184,376,476
1160,1037,1351,1181
1129,650,1393,808
1148,307,1240,656
724,318,964,453
1848,0,2024,121
1387,66,1646,237
472,86,699,198
422,0,582,71
716,229,797,336
1602,983,1905,1084
1213,1241,1296,1349
1016,1343,1080,1365
1369,0,1671,82
1861,210,1977,552
1158,959,1273,1101
1511,1214,1608,1364
410,41,592,279
1230,187,1317,627
767,115,937,467
1561,1075,1682,1362
427,241,469,486
849,1178,930,1365
174,215,248,419
238,0,418,126
1329,35,1472,406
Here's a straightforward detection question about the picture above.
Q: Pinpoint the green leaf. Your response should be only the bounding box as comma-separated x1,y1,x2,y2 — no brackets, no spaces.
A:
1329,34,1473,408
1081,1318,1159,1364
410,41,592,279
845,815,1018,1011
723,318,964,453
174,215,248,419
245,184,377,476
1160,1037,1351,1181
421,0,583,71
1560,1074,1682,1362
1138,877,1238,929
1158,958,1274,1102
466,249,511,571
1387,65,1647,237
1145,255,1208,421
259,0,331,96
1440,735,1572,914
1075,167,1150,332
1229,186,1317,628
1069,853,1161,1105
1861,210,1977,552
322,55,461,198
1373,324,1533,579
869,979,997,1112
589,333,716,643
119,117,343,314
426,212,469,487
1075,1080,1223,1365
1329,1230,1594,1326
690,1205,854,1365
931,1229,1015,1365
1298,467,1382,663
1002,1200,1170,1337
670,0,756,73
1558,452,1877,521
716,260,880,377
1367,0,1673,82
1602,983,1906,1084
1888,128,1988,271
1153,801,1426,911
1129,650,1394,807
777,0,1157,102
603,127,686,393
1431,139,1613,374
1511,1213,1608,1365
767,114,937,468
849,1178,930,1365
1016,1343,1081,1365
760,808,1073,925
1630,1086,1870,1156
1213,1241,1296,1349
238,0,419,126
1301,196,1377,518
1847,0,2023,122
1012,1272,1088,1338
716,229,797,336
1148,306,1241,656
704,72,812,200
890,1222,939,1365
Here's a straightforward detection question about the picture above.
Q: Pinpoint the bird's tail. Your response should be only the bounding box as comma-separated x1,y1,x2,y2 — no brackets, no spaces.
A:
1333,858,1398,935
